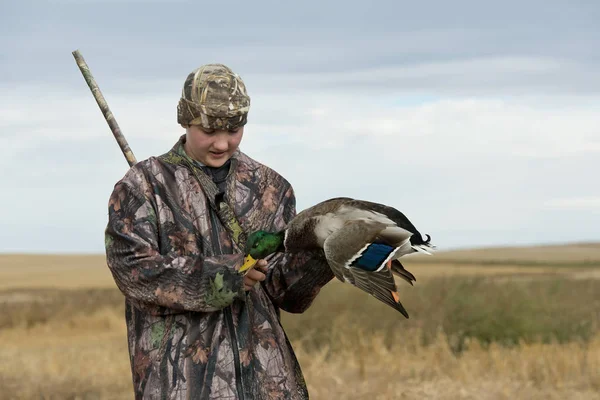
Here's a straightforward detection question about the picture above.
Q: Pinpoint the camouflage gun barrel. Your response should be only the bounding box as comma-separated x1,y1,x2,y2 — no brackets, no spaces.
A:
72,49,137,167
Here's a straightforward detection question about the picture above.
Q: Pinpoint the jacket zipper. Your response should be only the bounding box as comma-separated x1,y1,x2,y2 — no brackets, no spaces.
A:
224,306,245,399
184,157,245,399
209,209,245,399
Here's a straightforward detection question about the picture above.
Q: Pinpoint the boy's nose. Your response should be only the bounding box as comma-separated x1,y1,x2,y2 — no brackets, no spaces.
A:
212,135,229,151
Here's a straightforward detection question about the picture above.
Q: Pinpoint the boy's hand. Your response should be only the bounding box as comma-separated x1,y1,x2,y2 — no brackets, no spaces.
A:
243,259,267,291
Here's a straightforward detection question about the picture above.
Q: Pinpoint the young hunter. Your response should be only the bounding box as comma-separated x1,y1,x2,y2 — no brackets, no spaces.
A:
104,64,334,399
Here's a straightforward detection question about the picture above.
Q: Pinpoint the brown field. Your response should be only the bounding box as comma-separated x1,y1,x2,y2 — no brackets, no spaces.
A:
412,241,600,264
1,244,600,399
0,254,115,290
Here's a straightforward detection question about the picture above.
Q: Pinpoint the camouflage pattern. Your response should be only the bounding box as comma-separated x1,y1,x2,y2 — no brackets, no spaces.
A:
165,143,248,247
177,64,250,130
105,135,333,399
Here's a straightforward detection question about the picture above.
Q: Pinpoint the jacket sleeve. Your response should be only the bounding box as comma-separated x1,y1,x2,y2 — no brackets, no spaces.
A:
105,174,245,314
260,186,334,313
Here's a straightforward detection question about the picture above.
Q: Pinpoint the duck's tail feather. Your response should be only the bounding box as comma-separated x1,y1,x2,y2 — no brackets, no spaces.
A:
389,260,416,286
411,244,434,255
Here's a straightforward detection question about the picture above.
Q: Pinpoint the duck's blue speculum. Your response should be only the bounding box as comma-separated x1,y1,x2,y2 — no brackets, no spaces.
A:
350,243,396,272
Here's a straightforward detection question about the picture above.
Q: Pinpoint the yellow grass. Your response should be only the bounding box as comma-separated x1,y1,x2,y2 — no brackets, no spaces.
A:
3,243,598,291
0,309,131,400
0,309,598,400
1,246,600,399
0,254,114,289
299,331,600,399
405,263,600,283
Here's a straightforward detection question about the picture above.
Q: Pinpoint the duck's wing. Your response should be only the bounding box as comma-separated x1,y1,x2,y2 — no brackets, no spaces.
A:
343,266,410,318
323,219,412,318
322,217,413,266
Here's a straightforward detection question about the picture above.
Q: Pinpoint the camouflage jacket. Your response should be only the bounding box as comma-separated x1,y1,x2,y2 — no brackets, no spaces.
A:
105,135,334,399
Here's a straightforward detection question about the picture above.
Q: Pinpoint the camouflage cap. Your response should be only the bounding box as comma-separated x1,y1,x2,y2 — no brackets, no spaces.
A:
177,64,250,130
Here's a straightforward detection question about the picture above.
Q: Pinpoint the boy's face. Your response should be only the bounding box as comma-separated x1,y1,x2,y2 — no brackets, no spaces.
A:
184,125,244,167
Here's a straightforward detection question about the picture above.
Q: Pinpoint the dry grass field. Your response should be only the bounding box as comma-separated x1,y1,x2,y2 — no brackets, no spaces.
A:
1,244,600,399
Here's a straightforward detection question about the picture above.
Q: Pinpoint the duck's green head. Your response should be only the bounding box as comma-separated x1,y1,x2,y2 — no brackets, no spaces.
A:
239,231,285,273
246,230,285,258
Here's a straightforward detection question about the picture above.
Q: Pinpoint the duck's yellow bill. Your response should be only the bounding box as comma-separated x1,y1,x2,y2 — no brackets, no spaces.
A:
239,255,258,274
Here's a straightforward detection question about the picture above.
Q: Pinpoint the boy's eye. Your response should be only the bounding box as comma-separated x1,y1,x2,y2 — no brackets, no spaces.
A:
228,128,240,134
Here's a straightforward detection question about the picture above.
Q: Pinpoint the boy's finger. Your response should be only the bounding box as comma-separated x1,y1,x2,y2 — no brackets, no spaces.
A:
246,269,266,282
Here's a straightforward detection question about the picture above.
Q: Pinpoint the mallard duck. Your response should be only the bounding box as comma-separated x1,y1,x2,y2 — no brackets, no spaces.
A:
240,197,435,318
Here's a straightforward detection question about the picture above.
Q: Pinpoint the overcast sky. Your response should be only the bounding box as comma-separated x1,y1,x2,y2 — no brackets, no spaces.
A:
1,0,599,253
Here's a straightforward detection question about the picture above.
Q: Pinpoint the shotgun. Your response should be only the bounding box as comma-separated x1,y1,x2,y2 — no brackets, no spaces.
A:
72,49,137,167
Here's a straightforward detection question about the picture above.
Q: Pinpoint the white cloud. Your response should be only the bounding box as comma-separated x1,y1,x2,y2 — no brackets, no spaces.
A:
269,56,564,85
544,197,600,210
243,92,600,162
4,84,599,164
245,55,599,95
1,75,599,252
2,1,599,254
